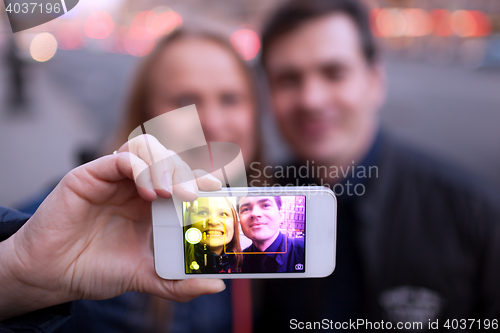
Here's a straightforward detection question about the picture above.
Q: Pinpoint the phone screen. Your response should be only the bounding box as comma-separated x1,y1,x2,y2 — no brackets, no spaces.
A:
182,195,306,274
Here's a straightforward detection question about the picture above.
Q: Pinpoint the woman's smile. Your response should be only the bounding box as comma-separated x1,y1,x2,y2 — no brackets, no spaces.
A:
204,229,225,237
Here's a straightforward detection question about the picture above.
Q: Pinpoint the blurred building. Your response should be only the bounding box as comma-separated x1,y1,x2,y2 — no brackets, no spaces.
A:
123,0,284,28
1,0,499,208
4,0,499,68
279,196,306,239
372,0,500,67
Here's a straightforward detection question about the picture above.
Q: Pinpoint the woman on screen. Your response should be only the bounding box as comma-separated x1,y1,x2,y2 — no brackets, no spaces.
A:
184,197,243,274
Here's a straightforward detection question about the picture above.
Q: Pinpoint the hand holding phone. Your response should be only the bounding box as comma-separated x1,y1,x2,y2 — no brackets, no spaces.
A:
0,134,226,321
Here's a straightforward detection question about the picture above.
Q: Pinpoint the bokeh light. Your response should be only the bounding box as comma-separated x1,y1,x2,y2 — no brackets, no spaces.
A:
130,10,152,31
451,10,477,38
124,33,155,57
84,11,114,40
403,8,432,37
451,10,491,38
30,32,58,62
470,11,491,37
230,29,260,61
372,8,491,39
431,9,453,37
370,9,382,37
56,21,86,50
124,11,156,57
375,9,407,37
147,10,183,36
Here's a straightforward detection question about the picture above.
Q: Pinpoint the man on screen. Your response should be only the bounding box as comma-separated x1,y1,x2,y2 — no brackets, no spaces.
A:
237,196,304,273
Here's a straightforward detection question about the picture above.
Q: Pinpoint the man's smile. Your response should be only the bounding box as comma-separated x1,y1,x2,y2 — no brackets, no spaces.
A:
249,222,267,228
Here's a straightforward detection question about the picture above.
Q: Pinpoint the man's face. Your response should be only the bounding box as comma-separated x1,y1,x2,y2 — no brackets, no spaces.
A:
238,197,282,243
266,13,385,164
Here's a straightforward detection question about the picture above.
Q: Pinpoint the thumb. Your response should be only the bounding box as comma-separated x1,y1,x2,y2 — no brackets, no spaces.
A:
164,279,227,302
135,263,226,302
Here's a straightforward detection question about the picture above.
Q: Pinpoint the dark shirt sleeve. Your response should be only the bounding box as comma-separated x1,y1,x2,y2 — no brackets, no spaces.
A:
0,304,73,333
0,207,73,332
0,207,30,242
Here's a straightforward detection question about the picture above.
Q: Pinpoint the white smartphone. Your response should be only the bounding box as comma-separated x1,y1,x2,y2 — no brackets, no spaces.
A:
152,186,336,279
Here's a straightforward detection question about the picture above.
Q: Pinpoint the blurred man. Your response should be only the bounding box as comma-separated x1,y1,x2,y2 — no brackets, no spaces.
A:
255,0,500,330
238,196,304,273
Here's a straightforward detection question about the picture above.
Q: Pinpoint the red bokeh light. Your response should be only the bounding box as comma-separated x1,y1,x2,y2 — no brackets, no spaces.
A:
451,10,491,38
371,8,490,39
124,33,155,57
84,11,114,40
403,8,432,37
124,11,156,57
131,11,152,30
148,11,183,36
431,9,453,37
56,21,86,50
451,10,477,37
470,11,491,37
374,8,406,37
230,29,260,61
370,9,382,37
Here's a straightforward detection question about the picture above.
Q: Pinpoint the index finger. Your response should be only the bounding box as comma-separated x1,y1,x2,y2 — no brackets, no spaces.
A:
118,134,221,202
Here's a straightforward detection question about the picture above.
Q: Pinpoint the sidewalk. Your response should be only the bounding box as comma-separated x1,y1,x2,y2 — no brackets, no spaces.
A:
0,58,98,207
382,59,500,188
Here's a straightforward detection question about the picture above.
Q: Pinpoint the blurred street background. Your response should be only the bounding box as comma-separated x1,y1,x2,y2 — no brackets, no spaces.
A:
1,0,500,207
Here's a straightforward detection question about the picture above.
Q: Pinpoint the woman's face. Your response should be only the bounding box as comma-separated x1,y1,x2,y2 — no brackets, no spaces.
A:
149,37,256,165
187,197,235,255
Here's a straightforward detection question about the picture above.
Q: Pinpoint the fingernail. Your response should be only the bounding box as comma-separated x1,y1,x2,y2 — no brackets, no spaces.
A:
183,181,198,195
206,173,221,184
216,280,226,291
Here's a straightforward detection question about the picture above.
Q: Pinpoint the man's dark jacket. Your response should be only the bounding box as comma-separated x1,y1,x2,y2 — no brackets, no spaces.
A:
255,133,500,331
242,232,305,273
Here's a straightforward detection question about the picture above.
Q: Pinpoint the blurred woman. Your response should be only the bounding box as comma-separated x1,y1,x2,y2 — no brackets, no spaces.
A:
119,29,260,333
115,29,259,333
112,29,259,170
16,28,260,333
184,197,242,274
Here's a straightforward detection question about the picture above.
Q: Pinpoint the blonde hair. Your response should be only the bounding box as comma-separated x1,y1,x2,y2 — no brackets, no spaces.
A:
184,197,243,273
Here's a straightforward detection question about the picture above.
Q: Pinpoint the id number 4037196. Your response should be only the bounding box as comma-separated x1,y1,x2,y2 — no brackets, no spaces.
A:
443,319,498,330
5,2,61,14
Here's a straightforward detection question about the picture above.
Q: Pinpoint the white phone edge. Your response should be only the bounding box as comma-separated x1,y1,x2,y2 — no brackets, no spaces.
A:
152,186,337,279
